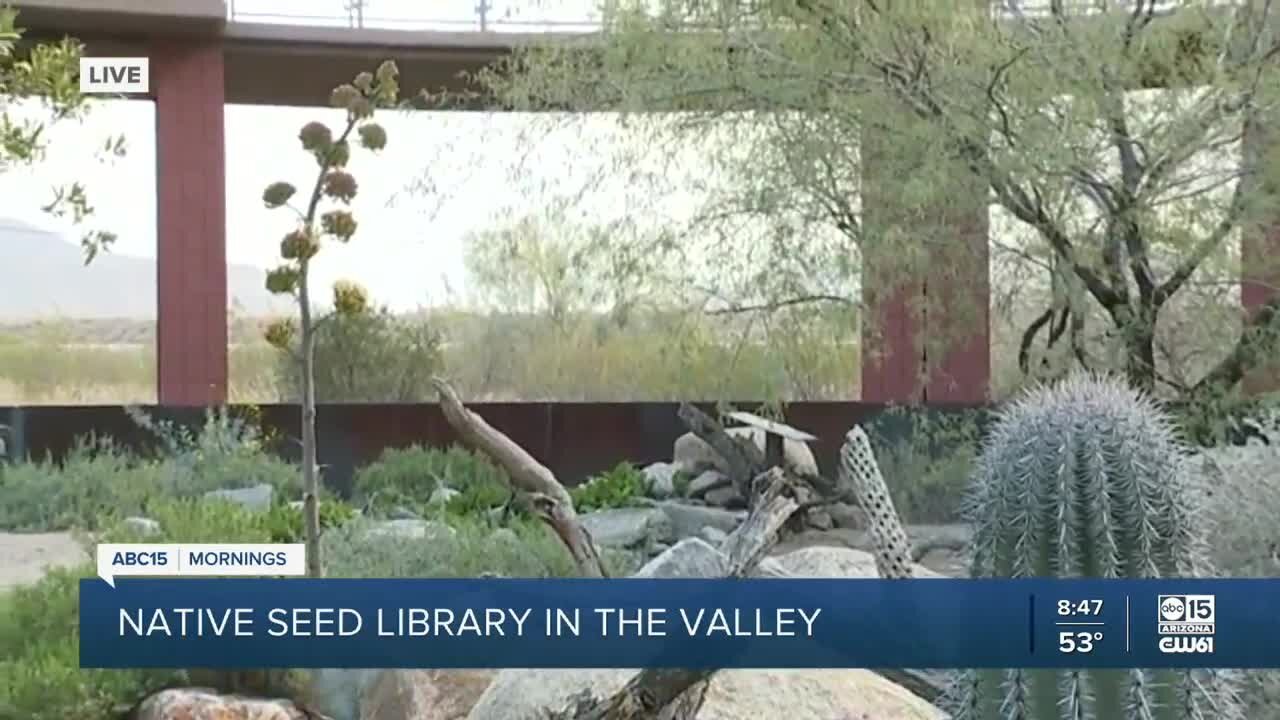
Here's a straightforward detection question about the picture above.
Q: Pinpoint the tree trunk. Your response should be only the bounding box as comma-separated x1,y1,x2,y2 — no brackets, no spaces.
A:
1122,314,1157,393
299,270,322,579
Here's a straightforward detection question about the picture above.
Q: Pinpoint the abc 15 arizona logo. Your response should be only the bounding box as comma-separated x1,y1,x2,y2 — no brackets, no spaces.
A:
1157,595,1215,654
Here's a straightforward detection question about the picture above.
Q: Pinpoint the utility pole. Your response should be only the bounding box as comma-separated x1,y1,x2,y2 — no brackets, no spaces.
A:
476,0,489,31
344,0,366,28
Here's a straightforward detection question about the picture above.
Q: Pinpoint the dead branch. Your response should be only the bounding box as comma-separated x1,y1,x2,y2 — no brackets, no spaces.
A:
549,469,803,720
676,402,763,500
432,377,608,578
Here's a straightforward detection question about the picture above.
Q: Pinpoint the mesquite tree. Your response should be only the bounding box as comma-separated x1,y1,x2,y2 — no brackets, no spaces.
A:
261,62,398,576
475,0,1280,434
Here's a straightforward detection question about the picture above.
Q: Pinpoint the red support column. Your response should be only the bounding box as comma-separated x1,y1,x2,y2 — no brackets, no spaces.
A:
860,127,990,405
1242,112,1280,394
151,41,228,405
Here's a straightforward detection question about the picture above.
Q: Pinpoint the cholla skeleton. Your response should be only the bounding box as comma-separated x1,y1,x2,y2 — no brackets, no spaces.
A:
837,426,913,579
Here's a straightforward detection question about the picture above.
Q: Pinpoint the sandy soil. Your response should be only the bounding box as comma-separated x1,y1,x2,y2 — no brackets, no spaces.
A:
0,531,88,593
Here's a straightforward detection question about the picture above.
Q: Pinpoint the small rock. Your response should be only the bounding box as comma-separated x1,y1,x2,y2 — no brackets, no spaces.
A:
828,502,865,529
698,526,729,545
579,508,673,548
656,501,745,539
122,516,161,537
133,688,312,720
429,486,461,505
389,506,421,520
358,668,495,720
641,462,679,498
204,483,274,512
361,519,456,542
703,486,746,509
687,469,731,498
804,507,835,531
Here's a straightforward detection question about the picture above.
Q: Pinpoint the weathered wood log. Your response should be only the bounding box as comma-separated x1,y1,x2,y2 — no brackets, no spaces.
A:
432,377,608,578
548,469,803,720
675,403,765,502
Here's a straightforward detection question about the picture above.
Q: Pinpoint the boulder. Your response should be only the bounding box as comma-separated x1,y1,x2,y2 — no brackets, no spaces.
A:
687,469,731,498
703,486,746,509
579,507,673,548
361,519,456,542
673,427,819,477
466,667,941,720
773,545,943,579
359,669,496,720
641,462,680,498
655,501,744,539
308,668,380,720
203,483,274,512
827,501,865,529
133,688,313,720
698,526,729,546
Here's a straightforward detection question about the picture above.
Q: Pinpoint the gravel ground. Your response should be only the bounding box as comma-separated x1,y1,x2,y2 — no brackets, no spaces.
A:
0,532,87,593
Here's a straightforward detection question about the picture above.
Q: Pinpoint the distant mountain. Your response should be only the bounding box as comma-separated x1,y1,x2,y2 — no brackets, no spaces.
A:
0,218,287,320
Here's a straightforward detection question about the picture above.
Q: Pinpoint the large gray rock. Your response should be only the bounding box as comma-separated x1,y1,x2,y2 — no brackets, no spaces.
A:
134,688,313,720
655,501,744,539
358,668,495,720
687,469,731,498
673,427,819,477
772,545,943,579
203,483,274,512
580,507,673,548
641,462,680,498
703,486,746,509
308,668,380,720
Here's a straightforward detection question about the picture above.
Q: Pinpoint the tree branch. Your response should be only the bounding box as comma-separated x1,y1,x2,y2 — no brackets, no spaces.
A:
432,377,608,578
549,469,803,720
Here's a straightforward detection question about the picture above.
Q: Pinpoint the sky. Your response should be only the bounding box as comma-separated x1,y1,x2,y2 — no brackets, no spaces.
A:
0,93,706,314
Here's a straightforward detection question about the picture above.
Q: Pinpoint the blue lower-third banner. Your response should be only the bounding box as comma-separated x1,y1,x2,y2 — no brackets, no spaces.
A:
80,578,1279,668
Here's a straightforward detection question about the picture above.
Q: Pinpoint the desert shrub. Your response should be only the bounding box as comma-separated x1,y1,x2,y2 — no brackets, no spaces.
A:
0,438,163,531
128,406,299,498
260,500,358,544
275,307,444,402
353,444,512,517
570,462,652,512
0,565,179,720
322,513,639,579
869,408,985,524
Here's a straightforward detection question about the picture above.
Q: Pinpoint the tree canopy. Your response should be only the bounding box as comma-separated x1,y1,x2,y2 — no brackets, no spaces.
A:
474,0,1280,426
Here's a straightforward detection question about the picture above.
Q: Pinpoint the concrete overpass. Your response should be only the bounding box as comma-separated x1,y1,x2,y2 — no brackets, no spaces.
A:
11,1,1277,405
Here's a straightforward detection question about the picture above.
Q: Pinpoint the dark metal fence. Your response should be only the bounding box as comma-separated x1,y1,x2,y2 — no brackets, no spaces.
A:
0,402,992,496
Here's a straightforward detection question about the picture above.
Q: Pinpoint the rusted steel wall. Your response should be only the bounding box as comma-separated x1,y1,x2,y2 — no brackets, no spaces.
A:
152,40,229,405
0,402,989,497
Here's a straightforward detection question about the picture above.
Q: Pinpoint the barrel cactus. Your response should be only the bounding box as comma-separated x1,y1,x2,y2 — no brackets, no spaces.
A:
947,372,1242,720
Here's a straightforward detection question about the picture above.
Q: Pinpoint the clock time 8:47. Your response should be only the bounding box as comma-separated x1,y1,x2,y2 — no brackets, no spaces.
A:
1058,600,1103,616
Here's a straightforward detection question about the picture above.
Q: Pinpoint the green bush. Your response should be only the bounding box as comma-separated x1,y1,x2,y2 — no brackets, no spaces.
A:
275,307,444,402
129,406,299,498
0,410,301,532
353,444,512,518
322,513,640,579
570,462,651,512
0,566,179,720
0,438,162,531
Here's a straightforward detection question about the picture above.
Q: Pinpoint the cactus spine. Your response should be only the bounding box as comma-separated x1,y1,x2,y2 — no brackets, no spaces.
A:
948,373,1240,720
